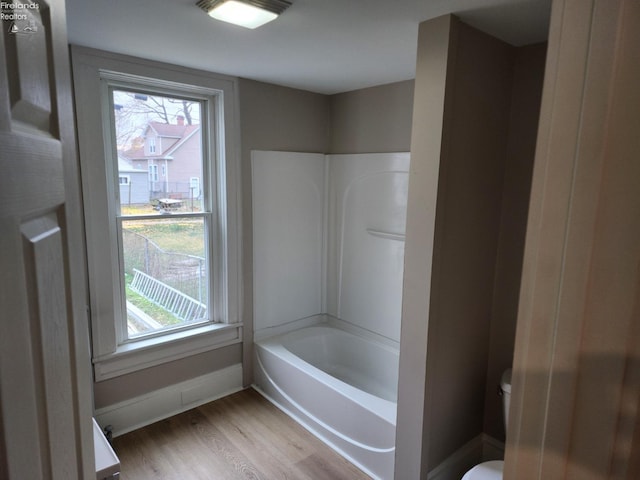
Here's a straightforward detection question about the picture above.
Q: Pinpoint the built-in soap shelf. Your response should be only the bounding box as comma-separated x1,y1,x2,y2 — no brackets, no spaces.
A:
366,228,406,242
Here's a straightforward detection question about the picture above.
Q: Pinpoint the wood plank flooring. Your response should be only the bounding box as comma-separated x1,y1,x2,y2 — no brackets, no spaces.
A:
112,388,371,479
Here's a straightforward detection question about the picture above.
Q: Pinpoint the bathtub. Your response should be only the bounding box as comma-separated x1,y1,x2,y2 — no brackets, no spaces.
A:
253,324,398,480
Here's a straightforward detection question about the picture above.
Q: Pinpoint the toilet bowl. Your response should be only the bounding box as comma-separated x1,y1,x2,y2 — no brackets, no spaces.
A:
461,369,512,480
461,460,503,480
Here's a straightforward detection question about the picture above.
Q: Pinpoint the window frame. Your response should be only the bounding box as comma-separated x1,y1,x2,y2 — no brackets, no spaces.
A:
71,47,242,381
107,82,216,344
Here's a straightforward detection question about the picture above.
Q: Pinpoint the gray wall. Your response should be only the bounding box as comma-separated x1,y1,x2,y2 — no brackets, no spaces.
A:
396,15,546,477
237,78,330,385
395,16,453,477
329,80,414,153
484,43,546,442
424,18,514,469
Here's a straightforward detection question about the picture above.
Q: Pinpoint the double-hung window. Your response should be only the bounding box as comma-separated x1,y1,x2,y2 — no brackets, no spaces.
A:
111,87,211,338
72,49,241,381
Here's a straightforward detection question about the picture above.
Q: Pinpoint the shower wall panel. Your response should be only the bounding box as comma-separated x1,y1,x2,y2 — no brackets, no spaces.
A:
252,151,409,343
252,151,326,334
327,153,410,342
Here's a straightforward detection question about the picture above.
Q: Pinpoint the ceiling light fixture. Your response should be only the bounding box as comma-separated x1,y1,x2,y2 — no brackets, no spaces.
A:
196,0,292,29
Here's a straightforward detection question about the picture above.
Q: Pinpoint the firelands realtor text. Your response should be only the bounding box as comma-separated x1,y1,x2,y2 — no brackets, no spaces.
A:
1,2,39,21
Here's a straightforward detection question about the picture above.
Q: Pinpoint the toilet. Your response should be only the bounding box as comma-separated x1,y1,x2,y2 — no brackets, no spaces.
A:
461,369,512,480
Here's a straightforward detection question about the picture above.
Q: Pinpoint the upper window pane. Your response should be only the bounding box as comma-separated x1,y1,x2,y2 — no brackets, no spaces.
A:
113,90,205,214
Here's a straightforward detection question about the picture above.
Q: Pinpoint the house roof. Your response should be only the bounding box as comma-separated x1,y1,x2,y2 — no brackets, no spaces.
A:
122,145,145,160
118,155,146,173
163,125,200,157
148,122,198,139
122,122,200,160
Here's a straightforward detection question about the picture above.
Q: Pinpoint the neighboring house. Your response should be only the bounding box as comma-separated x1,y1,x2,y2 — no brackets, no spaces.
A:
117,155,148,204
122,115,202,200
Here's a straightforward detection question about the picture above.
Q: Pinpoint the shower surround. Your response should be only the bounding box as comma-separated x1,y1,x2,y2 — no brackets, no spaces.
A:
251,151,409,479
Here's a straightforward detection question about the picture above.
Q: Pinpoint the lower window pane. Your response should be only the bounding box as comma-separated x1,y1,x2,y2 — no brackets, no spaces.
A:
121,217,209,338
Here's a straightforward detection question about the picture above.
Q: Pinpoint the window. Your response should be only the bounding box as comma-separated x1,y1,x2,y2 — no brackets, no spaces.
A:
190,177,201,199
148,137,156,154
72,50,241,380
112,89,208,339
148,164,158,183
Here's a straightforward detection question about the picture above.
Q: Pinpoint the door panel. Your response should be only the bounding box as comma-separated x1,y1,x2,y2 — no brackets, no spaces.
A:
4,4,53,132
21,212,79,477
0,0,94,478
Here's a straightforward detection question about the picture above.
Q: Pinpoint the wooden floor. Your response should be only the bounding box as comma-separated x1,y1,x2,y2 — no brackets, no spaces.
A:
112,388,371,479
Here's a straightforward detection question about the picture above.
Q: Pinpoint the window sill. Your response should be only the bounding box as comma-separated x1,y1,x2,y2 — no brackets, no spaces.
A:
93,323,242,381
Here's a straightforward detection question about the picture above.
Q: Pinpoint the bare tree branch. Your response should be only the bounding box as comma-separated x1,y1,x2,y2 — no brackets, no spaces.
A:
113,91,199,150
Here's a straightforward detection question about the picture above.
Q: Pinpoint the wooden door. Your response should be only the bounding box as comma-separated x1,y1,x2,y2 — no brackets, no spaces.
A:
0,0,95,479
506,0,640,478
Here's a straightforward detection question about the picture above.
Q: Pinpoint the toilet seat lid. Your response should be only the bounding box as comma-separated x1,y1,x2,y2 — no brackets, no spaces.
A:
461,460,504,480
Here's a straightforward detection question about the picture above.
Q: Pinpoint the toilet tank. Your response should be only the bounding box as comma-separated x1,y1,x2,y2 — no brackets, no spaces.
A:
501,369,512,430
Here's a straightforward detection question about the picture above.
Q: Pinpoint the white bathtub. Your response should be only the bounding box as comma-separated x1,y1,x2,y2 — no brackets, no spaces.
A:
253,324,398,480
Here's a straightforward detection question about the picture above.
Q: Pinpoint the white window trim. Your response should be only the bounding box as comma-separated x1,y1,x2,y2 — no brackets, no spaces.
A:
71,46,242,381
118,175,130,185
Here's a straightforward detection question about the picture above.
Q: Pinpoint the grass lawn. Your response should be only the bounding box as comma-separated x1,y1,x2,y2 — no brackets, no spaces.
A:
120,209,207,330
121,202,206,257
125,273,182,326
123,217,205,257
121,204,156,216
122,200,204,216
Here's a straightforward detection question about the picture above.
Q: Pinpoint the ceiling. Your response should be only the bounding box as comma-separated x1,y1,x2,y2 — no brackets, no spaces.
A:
65,0,551,95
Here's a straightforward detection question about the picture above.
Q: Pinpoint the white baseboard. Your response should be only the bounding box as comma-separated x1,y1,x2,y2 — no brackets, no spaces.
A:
427,434,505,480
94,364,243,437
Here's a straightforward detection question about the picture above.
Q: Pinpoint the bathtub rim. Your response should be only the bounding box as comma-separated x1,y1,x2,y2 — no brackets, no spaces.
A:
254,314,400,349
254,321,399,425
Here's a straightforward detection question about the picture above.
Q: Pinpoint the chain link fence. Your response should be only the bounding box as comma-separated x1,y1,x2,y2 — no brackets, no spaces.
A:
122,228,206,303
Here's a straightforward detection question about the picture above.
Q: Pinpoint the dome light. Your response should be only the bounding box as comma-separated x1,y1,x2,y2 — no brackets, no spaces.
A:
197,0,291,29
